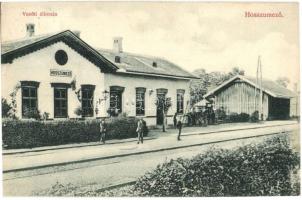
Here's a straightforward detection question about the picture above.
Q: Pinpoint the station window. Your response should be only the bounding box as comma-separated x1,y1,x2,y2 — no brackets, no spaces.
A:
136,87,146,116
109,86,124,117
21,81,39,118
177,89,185,114
81,85,95,117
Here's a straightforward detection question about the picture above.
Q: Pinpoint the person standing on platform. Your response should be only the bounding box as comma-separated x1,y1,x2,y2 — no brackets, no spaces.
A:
173,112,178,129
136,118,144,144
177,117,183,141
100,119,107,144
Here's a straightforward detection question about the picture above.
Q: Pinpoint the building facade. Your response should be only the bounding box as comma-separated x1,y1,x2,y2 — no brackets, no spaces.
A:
1,25,196,126
204,75,296,120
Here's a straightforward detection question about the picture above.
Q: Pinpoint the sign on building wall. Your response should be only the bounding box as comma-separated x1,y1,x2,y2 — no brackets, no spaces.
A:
50,69,72,77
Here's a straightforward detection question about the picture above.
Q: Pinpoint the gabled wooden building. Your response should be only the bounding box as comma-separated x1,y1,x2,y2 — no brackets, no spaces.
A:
204,75,296,120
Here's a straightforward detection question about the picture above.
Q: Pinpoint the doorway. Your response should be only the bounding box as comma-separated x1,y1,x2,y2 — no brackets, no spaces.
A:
156,89,167,125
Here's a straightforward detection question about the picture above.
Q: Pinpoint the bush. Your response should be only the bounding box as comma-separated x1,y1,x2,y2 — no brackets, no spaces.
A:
229,112,239,122
2,116,148,149
216,108,226,121
74,106,82,117
251,110,259,122
105,116,148,140
23,108,42,120
227,112,250,122
134,135,300,196
2,98,12,118
42,112,50,120
238,112,250,122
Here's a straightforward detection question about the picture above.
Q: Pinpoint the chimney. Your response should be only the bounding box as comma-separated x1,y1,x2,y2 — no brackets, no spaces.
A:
26,23,35,37
294,82,298,92
152,61,157,67
73,30,81,38
115,56,121,63
113,37,123,53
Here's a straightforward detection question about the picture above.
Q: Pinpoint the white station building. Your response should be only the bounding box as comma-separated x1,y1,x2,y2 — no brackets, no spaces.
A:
1,24,197,126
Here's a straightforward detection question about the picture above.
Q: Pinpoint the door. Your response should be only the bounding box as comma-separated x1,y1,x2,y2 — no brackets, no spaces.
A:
54,87,68,118
156,93,165,125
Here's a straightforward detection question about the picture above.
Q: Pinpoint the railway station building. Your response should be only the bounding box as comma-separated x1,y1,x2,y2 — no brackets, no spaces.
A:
1,24,197,126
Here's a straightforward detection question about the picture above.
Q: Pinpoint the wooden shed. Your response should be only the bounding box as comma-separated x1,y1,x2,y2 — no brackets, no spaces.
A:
204,75,296,120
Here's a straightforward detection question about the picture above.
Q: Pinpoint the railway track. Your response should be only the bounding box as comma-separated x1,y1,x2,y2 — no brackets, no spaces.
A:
3,123,298,196
3,127,295,178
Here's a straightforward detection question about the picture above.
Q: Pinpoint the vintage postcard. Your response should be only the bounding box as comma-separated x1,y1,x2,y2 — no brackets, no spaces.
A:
1,1,300,197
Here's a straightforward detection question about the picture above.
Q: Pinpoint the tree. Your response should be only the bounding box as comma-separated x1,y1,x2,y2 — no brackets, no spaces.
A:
2,98,12,118
228,67,245,77
190,69,211,106
276,77,290,88
155,96,172,132
190,67,245,106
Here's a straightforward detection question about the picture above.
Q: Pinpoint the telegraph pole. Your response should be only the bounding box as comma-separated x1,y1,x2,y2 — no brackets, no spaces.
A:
258,56,263,120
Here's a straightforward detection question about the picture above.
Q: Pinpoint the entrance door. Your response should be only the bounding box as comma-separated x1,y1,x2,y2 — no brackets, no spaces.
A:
156,93,165,125
54,87,68,118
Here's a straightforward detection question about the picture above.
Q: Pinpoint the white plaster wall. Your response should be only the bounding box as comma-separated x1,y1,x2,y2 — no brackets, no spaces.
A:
1,41,191,125
1,41,105,119
104,73,191,126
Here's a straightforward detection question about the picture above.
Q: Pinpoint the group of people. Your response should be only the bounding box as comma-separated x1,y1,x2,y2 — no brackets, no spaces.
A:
99,118,146,144
99,113,183,145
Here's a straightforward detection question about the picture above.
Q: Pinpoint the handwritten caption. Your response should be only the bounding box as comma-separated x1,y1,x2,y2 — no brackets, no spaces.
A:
23,11,58,17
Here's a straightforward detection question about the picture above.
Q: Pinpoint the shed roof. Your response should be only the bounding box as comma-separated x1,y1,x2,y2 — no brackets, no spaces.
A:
204,75,296,99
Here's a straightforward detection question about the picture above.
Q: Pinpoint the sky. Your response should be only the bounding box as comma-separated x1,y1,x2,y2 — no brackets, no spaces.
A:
1,2,300,90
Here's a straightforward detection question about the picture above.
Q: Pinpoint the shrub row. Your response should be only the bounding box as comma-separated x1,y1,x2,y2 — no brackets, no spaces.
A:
227,112,250,122
2,116,148,149
134,134,300,196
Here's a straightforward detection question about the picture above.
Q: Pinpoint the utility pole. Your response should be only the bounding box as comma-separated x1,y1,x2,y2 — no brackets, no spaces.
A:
257,56,263,120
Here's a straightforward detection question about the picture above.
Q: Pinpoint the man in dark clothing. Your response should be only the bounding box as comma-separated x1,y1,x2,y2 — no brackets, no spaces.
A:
100,119,107,144
173,112,178,129
177,118,182,141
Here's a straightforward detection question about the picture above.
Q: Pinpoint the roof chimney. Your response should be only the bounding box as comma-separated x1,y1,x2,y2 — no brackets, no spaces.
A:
73,30,81,38
115,56,121,63
26,23,35,37
113,37,123,53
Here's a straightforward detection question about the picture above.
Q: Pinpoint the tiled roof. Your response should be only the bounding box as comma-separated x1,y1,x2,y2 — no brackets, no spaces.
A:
2,30,197,79
2,33,55,54
97,49,197,79
244,76,297,98
1,30,118,73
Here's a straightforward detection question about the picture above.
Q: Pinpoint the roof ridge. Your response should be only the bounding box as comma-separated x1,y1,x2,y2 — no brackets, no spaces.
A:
96,47,166,60
2,30,67,44
244,75,294,91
